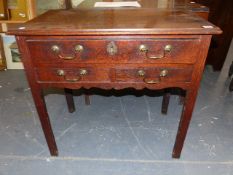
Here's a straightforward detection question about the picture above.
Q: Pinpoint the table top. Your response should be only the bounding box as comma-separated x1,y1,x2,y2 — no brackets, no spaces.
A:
8,0,221,36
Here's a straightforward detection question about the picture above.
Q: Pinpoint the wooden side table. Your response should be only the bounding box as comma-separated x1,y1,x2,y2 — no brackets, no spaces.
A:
9,1,221,158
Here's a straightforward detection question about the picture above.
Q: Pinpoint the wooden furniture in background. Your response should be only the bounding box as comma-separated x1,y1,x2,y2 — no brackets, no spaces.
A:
0,0,8,20
0,35,6,70
9,0,221,158
194,0,233,71
0,0,36,70
0,0,36,32
8,0,30,21
65,0,73,9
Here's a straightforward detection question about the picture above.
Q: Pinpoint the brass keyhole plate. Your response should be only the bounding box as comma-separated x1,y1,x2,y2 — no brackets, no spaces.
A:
107,41,118,56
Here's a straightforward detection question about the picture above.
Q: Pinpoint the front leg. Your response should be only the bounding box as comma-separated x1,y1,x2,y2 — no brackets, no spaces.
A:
31,86,58,156
172,89,198,158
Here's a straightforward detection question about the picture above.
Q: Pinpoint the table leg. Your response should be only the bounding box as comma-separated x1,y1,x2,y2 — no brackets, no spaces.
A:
64,88,75,113
31,87,58,156
228,61,233,77
230,78,233,91
179,96,185,105
172,89,197,158
161,92,170,115
229,61,233,91
84,94,91,105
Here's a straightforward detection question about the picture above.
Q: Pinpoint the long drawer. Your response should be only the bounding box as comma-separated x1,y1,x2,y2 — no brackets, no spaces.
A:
27,37,200,65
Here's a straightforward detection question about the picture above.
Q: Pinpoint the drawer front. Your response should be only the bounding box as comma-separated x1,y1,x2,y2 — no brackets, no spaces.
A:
35,65,193,84
113,65,193,83
27,38,200,64
8,0,28,20
36,67,112,83
0,0,8,20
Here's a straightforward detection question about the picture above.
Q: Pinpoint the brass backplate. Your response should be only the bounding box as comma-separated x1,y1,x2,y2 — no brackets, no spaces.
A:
107,41,118,56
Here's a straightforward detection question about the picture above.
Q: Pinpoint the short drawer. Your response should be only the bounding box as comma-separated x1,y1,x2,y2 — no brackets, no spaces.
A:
27,37,200,64
113,65,193,84
35,67,112,83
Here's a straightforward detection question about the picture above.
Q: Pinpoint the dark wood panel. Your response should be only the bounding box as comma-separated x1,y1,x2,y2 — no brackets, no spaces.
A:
194,0,233,70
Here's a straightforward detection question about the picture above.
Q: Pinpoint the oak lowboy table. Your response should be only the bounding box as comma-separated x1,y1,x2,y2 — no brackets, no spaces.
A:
8,0,221,158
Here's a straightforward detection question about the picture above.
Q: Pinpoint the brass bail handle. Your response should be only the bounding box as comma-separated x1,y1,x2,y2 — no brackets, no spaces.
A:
137,69,168,84
56,69,88,82
139,44,172,59
51,44,84,60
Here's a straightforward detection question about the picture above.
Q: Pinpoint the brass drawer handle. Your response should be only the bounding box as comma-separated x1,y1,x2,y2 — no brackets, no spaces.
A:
56,69,88,82
57,69,65,76
139,44,172,59
75,45,84,52
160,69,168,77
143,78,160,84
51,44,84,60
137,69,168,84
65,76,81,82
58,54,76,60
19,13,26,18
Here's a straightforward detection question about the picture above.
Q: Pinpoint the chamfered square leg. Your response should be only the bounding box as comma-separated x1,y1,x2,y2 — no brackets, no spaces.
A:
31,87,58,156
172,90,197,158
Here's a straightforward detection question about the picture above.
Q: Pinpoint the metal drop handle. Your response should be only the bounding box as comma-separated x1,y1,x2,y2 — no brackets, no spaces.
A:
139,44,172,59
56,69,88,82
137,69,168,84
51,44,84,60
